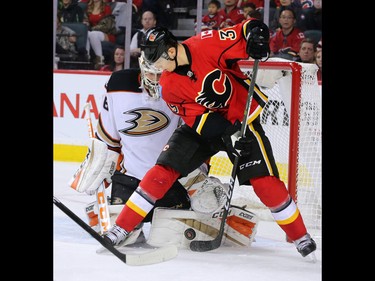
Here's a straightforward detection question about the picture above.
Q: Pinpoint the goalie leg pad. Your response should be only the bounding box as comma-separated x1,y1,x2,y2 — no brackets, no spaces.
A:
146,208,215,249
146,206,259,249
223,205,259,247
69,138,119,195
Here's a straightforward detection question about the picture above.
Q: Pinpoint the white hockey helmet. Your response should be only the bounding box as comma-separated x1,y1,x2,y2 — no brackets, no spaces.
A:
138,55,163,100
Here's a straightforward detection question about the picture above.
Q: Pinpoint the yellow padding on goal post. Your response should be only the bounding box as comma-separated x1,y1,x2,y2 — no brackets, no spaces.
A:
209,156,313,187
54,146,313,187
53,144,87,162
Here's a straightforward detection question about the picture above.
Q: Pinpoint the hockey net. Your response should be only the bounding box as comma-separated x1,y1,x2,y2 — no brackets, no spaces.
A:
209,59,322,243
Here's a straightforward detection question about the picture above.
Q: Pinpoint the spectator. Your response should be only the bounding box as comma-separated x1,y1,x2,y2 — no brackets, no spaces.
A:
59,0,88,23
141,1,175,29
315,48,322,81
237,0,264,9
56,14,78,59
269,7,305,57
99,45,125,72
296,37,315,63
129,10,157,68
85,0,117,69
316,38,322,52
269,0,303,33
200,0,224,31
300,0,313,9
110,1,142,36
299,0,322,31
218,0,246,29
270,0,279,8
242,2,257,20
119,0,143,11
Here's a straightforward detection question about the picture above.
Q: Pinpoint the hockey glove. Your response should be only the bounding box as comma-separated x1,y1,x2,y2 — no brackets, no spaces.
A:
245,20,270,61
222,120,253,159
69,138,119,195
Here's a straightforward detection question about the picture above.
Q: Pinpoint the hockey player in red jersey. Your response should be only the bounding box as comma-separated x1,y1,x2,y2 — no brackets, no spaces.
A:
99,19,316,258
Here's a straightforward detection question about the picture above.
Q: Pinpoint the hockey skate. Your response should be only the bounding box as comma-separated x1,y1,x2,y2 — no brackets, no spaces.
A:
103,224,129,246
294,233,317,261
103,223,145,247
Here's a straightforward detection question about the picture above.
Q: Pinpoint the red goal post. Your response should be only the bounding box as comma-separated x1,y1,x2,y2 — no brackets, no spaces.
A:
209,58,322,243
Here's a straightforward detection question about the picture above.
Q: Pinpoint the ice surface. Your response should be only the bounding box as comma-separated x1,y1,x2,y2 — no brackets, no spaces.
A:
54,161,322,281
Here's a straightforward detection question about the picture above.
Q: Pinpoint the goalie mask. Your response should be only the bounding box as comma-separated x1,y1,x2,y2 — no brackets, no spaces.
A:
138,55,163,100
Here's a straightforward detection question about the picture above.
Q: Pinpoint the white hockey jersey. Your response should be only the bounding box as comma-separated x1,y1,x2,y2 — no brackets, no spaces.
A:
96,69,180,180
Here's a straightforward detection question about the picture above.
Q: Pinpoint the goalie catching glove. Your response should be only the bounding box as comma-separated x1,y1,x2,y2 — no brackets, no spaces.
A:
178,163,229,214
69,138,119,195
189,176,229,214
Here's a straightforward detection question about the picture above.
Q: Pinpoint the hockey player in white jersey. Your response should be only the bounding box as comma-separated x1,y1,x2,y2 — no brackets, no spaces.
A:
70,60,188,239
70,58,258,249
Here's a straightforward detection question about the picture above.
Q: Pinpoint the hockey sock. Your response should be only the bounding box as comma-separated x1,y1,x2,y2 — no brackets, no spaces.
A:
139,164,181,199
251,176,307,241
115,165,180,232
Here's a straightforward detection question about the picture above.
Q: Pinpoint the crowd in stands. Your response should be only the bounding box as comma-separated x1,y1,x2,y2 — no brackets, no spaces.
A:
99,45,125,71
129,10,157,68
55,0,321,81
56,14,79,59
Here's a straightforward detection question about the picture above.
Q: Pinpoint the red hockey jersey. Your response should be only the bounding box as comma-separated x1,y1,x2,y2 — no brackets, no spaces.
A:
159,19,268,137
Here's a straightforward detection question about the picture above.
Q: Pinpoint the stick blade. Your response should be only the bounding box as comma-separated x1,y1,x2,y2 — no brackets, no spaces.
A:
189,237,221,252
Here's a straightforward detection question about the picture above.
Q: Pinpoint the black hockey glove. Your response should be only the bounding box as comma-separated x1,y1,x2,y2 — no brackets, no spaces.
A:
246,20,270,61
222,120,253,159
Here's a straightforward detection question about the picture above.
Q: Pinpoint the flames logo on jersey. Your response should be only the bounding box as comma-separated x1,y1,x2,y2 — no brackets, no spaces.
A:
196,69,232,109
119,108,170,136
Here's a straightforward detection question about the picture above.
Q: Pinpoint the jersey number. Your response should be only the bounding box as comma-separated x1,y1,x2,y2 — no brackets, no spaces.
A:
219,29,237,40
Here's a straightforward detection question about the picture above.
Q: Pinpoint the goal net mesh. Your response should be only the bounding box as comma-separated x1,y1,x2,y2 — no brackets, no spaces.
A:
208,59,322,244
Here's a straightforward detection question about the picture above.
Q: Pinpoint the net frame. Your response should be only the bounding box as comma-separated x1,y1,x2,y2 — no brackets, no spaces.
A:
209,59,322,244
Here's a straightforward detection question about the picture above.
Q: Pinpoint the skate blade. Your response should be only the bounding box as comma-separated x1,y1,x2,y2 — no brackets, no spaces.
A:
305,251,317,263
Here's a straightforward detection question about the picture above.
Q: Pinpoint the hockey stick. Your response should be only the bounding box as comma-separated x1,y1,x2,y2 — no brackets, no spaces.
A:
53,196,178,265
190,59,260,252
83,103,112,234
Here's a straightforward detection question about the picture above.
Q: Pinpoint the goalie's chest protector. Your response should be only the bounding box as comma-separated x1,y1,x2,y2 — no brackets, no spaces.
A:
108,92,180,179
